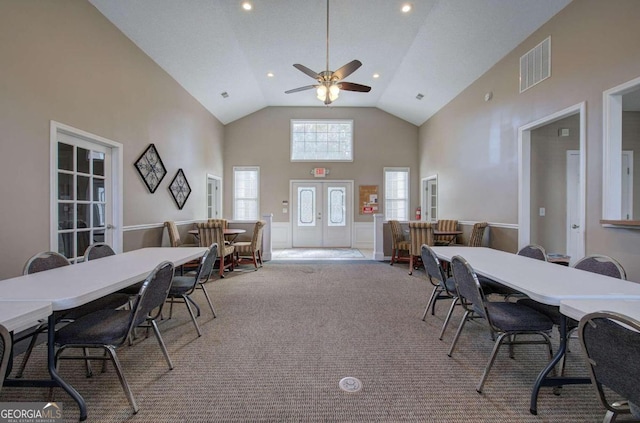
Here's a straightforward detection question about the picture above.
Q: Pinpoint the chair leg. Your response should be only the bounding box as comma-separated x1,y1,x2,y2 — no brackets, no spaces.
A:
390,249,396,265
257,250,263,267
422,285,440,321
199,283,217,318
439,297,459,340
477,332,509,393
83,347,94,378
104,345,139,414
14,329,42,378
409,255,414,275
183,295,202,337
219,256,226,278
185,295,201,317
149,319,174,370
448,310,470,357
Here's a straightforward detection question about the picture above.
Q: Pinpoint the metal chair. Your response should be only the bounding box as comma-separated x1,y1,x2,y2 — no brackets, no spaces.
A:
85,243,143,296
389,220,410,266
0,324,11,393
447,255,554,393
166,244,219,337
55,261,176,415
578,311,640,423
420,245,458,340
480,244,547,297
234,221,265,270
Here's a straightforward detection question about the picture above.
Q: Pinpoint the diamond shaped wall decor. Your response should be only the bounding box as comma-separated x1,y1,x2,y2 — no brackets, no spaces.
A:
134,144,167,193
169,168,191,210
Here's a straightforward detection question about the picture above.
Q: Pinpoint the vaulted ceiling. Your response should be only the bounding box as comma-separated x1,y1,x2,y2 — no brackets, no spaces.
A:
89,0,572,126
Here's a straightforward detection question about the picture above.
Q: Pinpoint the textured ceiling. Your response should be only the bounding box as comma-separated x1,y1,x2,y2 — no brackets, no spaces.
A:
89,0,572,125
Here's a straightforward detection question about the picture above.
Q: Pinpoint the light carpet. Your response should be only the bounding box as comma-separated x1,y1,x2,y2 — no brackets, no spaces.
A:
272,248,365,259
2,261,614,422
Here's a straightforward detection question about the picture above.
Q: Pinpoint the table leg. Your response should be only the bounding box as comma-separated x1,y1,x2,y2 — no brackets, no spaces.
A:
529,314,590,415
4,315,87,421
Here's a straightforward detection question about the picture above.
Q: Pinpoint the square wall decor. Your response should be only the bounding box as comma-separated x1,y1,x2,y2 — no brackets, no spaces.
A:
169,169,191,210
134,144,167,193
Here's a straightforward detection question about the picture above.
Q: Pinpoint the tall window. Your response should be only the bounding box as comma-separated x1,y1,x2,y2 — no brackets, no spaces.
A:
233,166,259,220
291,120,353,161
385,167,409,221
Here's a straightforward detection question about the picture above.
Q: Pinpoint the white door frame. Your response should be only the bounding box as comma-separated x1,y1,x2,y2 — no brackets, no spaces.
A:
50,121,123,253
206,173,223,219
289,179,354,247
566,150,580,265
518,102,585,260
421,175,438,222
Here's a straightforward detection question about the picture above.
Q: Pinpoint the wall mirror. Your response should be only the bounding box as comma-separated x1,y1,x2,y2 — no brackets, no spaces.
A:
603,76,640,224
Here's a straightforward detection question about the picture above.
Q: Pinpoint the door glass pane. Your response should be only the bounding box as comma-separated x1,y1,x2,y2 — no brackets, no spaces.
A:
58,143,73,171
93,179,105,202
92,151,105,176
93,204,105,227
77,147,90,174
93,229,105,244
77,231,90,258
58,204,73,229
58,232,73,258
77,175,90,201
77,204,90,228
328,187,345,226
58,173,73,200
298,187,315,226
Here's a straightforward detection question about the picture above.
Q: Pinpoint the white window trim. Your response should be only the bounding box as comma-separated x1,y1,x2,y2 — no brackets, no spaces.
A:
50,121,123,253
290,119,354,162
233,166,260,221
384,167,410,221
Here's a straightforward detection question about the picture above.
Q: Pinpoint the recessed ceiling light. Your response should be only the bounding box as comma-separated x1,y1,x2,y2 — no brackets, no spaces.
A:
416,93,424,100
267,72,274,77
221,92,229,98
242,2,252,11
373,73,380,79
401,4,412,13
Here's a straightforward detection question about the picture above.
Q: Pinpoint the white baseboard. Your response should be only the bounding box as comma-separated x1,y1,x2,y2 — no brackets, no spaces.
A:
271,221,374,249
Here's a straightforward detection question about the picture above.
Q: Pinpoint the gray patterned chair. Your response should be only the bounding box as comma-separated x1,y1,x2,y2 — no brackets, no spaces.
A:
421,244,458,340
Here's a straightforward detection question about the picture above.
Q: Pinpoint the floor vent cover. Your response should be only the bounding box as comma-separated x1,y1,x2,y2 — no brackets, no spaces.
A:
339,377,362,392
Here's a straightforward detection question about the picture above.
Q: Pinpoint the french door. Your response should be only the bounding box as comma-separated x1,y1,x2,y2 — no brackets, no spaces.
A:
53,127,119,263
291,181,352,247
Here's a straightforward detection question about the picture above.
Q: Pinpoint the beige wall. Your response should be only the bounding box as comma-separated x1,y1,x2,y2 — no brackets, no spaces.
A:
622,111,640,219
418,0,640,279
530,114,580,254
224,107,419,223
0,0,224,279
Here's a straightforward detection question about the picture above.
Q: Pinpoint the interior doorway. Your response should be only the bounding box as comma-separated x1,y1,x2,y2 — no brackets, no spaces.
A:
518,103,585,265
421,175,438,222
206,174,222,219
291,180,353,247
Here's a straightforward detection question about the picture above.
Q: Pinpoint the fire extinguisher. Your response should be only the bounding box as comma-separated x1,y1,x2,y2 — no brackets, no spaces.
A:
415,207,422,220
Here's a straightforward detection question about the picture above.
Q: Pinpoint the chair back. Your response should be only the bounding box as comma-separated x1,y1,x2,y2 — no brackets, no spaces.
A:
517,244,547,261
467,222,488,247
197,243,219,283
389,220,405,248
250,220,266,252
23,251,70,275
573,255,626,280
579,311,640,417
207,219,228,229
435,219,458,245
0,324,11,393
131,261,175,328
451,255,488,319
84,243,116,261
409,221,434,256
196,221,226,249
421,245,449,290
164,221,182,247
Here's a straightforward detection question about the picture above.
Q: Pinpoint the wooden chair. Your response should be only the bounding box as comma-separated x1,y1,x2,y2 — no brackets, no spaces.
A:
389,220,410,266
434,219,459,245
196,221,235,278
164,221,197,247
408,221,434,275
234,220,266,270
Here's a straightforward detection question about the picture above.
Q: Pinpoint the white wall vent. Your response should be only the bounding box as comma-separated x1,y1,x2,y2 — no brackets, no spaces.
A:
520,36,551,93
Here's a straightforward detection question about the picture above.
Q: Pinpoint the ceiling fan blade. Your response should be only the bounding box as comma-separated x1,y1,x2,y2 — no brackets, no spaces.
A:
293,64,320,79
340,82,371,93
285,85,317,94
333,60,362,81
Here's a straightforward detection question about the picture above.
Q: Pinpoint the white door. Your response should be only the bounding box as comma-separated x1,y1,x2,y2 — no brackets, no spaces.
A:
566,151,581,264
207,175,222,219
55,132,113,263
291,181,352,247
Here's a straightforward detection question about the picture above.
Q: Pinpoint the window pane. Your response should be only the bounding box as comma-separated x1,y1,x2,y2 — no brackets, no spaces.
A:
93,204,105,227
58,143,73,171
291,120,353,161
385,168,409,220
58,232,74,258
298,187,315,226
328,187,345,226
58,173,73,200
58,204,74,229
93,151,105,176
234,167,259,220
77,147,90,174
77,176,90,201
93,178,105,202
77,204,90,228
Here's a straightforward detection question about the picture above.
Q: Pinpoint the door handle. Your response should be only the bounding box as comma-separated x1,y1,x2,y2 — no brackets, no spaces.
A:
107,224,116,229
571,224,579,229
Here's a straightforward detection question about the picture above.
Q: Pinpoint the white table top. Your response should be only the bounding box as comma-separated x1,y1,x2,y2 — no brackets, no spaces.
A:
0,300,52,332
431,246,640,306
0,247,206,311
560,299,640,321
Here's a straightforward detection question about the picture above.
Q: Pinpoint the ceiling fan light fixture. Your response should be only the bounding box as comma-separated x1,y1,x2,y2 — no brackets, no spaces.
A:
401,3,412,13
316,85,328,101
329,84,340,101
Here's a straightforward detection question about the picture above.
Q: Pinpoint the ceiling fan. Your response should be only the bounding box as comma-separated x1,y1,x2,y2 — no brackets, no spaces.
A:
285,0,371,105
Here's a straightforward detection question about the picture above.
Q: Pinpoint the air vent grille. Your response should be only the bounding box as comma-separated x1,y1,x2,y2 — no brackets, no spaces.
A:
520,36,551,93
